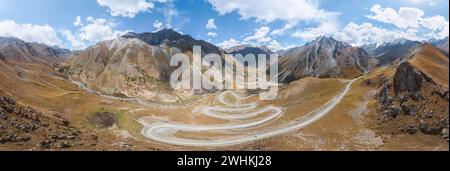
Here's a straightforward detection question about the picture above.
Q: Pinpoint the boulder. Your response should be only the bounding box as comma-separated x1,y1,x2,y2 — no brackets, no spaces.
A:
0,109,6,120
400,125,418,134
400,103,412,115
419,120,441,135
393,62,425,95
441,128,449,140
378,85,393,105
0,132,31,143
383,105,400,118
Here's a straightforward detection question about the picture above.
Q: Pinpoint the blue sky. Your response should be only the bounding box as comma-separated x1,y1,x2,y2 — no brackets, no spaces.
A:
0,0,448,50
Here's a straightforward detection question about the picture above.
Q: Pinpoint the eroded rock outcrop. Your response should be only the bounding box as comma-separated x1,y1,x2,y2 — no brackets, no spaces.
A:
393,62,427,95
0,95,101,149
0,53,5,61
376,61,449,141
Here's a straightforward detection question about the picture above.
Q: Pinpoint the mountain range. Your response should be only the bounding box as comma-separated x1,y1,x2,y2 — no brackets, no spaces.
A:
225,45,273,56
0,28,448,151
122,28,223,55
2,30,448,88
362,38,422,66
66,29,234,102
0,36,71,65
278,36,373,83
429,37,449,55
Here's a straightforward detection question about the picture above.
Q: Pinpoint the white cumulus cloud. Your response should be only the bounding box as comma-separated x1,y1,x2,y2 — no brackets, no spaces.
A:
291,22,339,41
206,18,217,30
207,0,338,23
78,17,129,43
366,4,449,40
207,0,339,36
333,22,400,46
62,17,131,49
367,4,424,29
61,30,86,50
153,20,163,31
334,22,428,46
73,16,83,27
162,2,179,24
97,0,170,18
0,20,62,46
271,21,298,36
217,38,241,49
243,26,272,43
217,27,293,51
290,4,449,45
266,40,294,52
207,32,218,37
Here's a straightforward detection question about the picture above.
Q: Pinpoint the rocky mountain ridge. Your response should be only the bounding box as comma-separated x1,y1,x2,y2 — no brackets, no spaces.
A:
278,36,373,83
0,36,71,64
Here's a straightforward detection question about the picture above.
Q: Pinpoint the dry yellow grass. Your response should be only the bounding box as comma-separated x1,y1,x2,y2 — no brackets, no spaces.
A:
1,55,448,150
409,44,449,88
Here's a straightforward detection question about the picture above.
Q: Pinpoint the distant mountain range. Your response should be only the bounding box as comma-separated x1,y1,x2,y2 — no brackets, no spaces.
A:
428,37,449,55
0,36,71,64
225,45,274,66
361,37,449,66
362,38,422,66
225,45,272,55
276,48,294,56
1,30,448,88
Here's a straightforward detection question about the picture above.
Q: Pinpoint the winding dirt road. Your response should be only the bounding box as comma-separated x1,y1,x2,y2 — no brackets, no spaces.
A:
69,73,360,147
138,78,359,147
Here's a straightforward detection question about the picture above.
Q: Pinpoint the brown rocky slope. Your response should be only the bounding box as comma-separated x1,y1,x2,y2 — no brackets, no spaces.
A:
374,44,449,141
278,36,373,84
